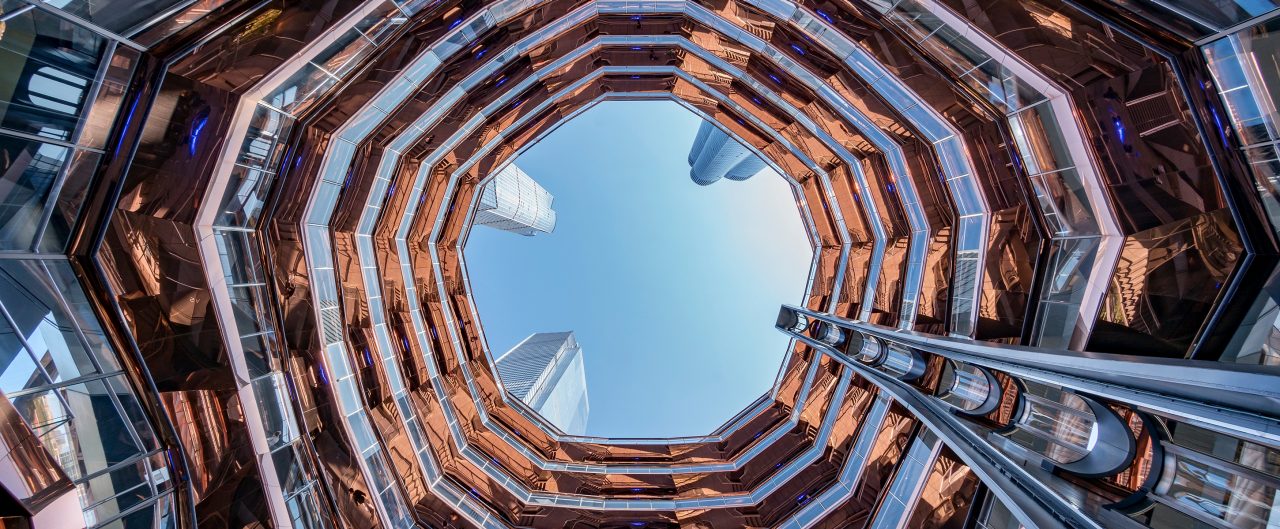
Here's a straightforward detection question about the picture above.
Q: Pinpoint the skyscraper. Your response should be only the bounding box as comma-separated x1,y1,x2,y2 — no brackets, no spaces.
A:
494,332,589,435
0,1,1278,529
687,120,767,185
473,163,557,235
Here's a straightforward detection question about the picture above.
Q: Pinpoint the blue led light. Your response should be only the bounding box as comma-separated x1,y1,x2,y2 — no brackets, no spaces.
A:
1210,106,1229,144
189,115,208,157
117,97,141,156
448,18,462,29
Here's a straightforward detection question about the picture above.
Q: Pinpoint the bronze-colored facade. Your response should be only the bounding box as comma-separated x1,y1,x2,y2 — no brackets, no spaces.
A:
0,0,1278,528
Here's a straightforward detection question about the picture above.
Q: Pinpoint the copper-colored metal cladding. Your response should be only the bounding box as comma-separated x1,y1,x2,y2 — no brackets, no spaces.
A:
260,0,1045,525
11,0,1277,528
83,2,380,526
254,5,962,522
779,0,1038,341
0,396,73,512
262,5,514,525
417,78,829,448
851,33,1039,344
376,59,901,527
928,0,1241,358
250,13,870,527
743,10,960,332
809,403,919,529
404,69,834,458
902,446,981,528
391,33,849,453
355,44,824,461
220,3,885,522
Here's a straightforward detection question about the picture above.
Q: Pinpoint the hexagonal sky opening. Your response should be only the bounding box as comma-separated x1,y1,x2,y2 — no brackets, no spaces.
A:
463,100,815,438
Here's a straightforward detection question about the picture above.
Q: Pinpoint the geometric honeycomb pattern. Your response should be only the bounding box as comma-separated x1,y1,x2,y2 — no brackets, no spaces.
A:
0,1,1278,529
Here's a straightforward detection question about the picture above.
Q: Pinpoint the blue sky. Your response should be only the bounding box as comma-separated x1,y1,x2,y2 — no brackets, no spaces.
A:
463,101,813,438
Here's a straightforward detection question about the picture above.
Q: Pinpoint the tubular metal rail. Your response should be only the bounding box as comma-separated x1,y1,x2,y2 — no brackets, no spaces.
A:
777,304,1280,529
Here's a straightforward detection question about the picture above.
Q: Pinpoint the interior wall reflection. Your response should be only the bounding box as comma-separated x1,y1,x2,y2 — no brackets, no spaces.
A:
0,260,173,528
1205,15,1280,367
0,2,137,254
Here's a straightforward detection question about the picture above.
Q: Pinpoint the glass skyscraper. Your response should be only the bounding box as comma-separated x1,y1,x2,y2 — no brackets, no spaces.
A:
687,120,767,185
494,332,589,435
0,1,1278,529
474,163,558,236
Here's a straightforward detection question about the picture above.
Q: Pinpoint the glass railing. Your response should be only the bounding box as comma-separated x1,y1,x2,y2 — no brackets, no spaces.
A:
244,12,998,512
277,1,1029,520
191,1,1254,528
389,1,988,453
365,22,830,447
1121,0,1280,36
196,1,425,527
280,0,1018,522
1203,15,1280,368
0,260,174,528
974,493,1026,529
865,430,940,529
18,0,220,37
0,2,140,254
0,3,178,527
432,65,831,439
318,30,854,512
776,394,890,529
735,0,990,337
870,0,1121,350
